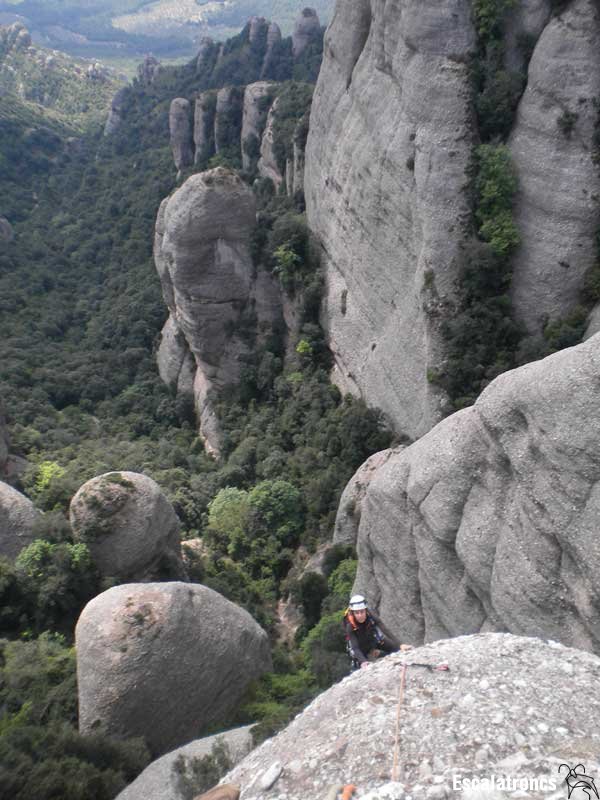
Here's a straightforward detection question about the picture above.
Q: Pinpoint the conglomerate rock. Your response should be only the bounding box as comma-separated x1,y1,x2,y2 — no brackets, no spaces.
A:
0,481,40,561
169,98,194,172
305,0,476,439
225,634,600,800
76,582,271,756
154,168,282,453
336,333,600,653
69,471,185,582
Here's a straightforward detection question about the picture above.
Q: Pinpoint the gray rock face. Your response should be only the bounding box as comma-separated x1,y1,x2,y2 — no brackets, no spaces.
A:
138,54,160,84
154,168,282,453
69,471,184,581
248,16,268,44
0,481,40,561
157,314,196,397
115,726,254,800
169,98,194,172
305,0,476,439
509,0,600,336
292,8,321,57
0,216,14,242
503,0,551,72
104,87,129,136
257,97,283,190
76,582,271,755
241,82,273,172
336,333,600,653
196,36,214,72
194,91,216,165
226,634,600,800
214,87,243,156
260,22,282,79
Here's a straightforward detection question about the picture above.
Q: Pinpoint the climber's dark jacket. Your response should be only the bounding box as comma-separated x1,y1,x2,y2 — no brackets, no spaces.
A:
342,610,400,665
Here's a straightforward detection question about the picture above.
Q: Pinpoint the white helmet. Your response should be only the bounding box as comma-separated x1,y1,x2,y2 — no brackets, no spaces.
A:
349,594,367,611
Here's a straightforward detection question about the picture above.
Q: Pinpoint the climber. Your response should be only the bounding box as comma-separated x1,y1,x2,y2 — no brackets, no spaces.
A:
343,594,411,670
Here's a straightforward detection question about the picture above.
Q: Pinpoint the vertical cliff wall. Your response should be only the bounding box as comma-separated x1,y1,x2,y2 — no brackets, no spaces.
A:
305,0,477,439
306,0,600,438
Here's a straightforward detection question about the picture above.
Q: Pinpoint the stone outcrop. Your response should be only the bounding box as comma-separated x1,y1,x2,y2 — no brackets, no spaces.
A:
69,471,185,581
169,98,194,172
503,0,552,72
157,314,196,397
305,0,476,440
76,582,271,756
115,726,254,800
0,22,31,52
154,168,282,453
241,82,273,171
336,333,600,653
214,87,244,156
137,54,160,84
104,87,129,136
0,481,40,561
194,91,216,165
509,0,600,336
292,8,321,58
257,97,284,190
196,37,215,73
0,216,14,242
260,22,282,79
248,16,268,44
225,634,600,800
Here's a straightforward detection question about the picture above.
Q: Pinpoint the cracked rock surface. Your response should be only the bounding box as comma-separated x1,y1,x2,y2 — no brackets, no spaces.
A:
225,634,600,800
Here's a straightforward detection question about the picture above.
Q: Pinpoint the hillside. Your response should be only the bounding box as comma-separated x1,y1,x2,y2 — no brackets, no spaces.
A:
0,0,334,61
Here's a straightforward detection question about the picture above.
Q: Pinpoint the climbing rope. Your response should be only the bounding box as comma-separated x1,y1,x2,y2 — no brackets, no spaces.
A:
391,663,407,782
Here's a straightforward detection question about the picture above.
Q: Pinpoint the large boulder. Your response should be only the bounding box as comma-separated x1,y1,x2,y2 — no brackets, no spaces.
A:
154,168,282,453
76,583,271,756
225,634,600,799
115,726,254,800
509,0,600,336
336,333,600,653
69,471,185,581
0,481,40,561
305,0,476,439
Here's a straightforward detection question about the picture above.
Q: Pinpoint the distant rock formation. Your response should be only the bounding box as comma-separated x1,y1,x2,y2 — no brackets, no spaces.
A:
257,96,284,190
225,634,600,799
0,22,31,53
0,481,40,562
69,471,185,581
138,54,160,85
508,0,600,336
115,726,254,800
169,98,194,173
196,36,215,73
305,0,476,440
194,90,216,165
336,333,600,653
241,82,274,171
76,582,271,756
260,22,282,79
214,87,244,156
292,8,321,57
104,86,129,136
154,168,282,453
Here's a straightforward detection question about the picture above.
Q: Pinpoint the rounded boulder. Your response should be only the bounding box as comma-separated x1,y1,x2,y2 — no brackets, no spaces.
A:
69,471,184,581
0,481,40,561
76,582,272,755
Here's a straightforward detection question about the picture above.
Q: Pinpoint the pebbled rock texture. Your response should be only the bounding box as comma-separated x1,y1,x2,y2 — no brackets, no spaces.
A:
76,582,271,756
154,168,282,453
509,0,600,336
305,0,476,439
115,726,254,800
225,634,600,800
336,333,600,653
170,98,195,172
69,471,184,581
0,481,40,561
